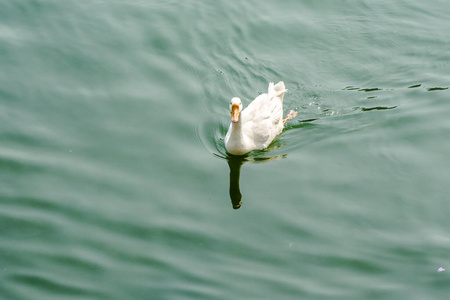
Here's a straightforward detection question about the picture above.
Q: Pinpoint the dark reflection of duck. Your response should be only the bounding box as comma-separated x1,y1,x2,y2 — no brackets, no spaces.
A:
226,153,287,210
227,155,245,209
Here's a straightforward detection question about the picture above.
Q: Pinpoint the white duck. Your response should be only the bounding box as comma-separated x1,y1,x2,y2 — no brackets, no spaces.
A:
224,81,297,155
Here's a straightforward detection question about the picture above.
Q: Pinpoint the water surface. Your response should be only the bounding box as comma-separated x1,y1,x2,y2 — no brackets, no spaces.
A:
1,0,450,299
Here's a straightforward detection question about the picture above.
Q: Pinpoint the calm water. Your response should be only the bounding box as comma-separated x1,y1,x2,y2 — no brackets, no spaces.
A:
1,0,450,299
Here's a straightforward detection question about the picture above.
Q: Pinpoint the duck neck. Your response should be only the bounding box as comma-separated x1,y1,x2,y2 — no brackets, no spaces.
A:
226,117,248,155
229,119,243,138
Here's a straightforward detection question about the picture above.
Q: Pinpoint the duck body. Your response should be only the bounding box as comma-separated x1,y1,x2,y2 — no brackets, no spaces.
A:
225,81,288,156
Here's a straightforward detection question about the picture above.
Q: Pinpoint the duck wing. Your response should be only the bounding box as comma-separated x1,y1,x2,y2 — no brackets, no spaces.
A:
241,82,286,149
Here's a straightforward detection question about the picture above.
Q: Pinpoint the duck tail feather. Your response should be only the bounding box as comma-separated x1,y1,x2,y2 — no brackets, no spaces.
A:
269,81,287,101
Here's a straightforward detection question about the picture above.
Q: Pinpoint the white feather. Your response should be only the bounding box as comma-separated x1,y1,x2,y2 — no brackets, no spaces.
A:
225,81,288,155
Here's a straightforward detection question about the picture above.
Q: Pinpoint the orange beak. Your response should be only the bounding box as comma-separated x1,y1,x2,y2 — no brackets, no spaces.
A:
231,104,240,123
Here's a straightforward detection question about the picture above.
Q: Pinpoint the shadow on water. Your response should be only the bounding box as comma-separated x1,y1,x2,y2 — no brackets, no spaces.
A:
226,153,286,209
227,155,244,209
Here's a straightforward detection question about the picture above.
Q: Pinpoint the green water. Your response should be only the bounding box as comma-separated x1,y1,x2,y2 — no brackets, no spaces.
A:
1,0,450,299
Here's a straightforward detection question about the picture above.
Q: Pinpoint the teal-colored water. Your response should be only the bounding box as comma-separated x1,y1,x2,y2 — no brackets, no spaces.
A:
1,1,450,299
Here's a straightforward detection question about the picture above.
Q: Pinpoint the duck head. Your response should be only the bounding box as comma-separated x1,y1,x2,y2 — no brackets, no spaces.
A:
230,97,243,123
